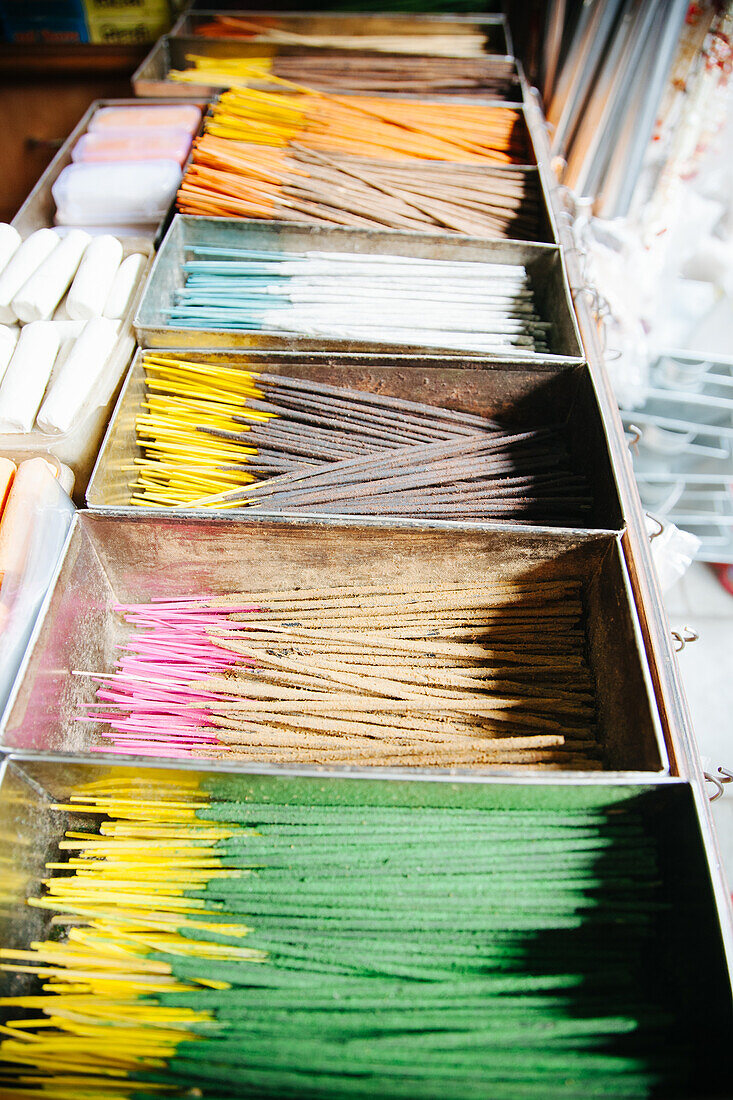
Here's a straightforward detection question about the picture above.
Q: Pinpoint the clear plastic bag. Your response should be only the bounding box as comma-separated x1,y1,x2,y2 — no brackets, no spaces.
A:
52,161,182,227
646,514,701,591
72,128,194,168
0,457,75,716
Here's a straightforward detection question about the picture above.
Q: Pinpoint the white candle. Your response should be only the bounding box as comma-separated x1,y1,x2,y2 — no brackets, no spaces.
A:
36,317,119,434
66,234,123,320
0,228,59,324
12,229,91,323
0,321,60,432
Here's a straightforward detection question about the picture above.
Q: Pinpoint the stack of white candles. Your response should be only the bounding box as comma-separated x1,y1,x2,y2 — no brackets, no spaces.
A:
0,223,145,435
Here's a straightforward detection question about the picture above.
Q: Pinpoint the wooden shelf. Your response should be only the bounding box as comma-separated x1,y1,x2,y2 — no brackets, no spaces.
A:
0,42,149,82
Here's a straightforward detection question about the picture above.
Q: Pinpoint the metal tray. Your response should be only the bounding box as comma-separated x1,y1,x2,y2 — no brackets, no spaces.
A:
135,217,583,359
171,10,512,47
1,512,666,774
11,97,208,247
186,1,506,8
133,36,520,99
165,94,555,242
133,12,514,100
87,348,624,531
0,753,730,1091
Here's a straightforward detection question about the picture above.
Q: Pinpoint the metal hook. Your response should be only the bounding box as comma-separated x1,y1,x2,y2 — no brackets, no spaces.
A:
626,424,642,453
706,767,733,801
671,626,700,652
645,513,664,540
705,772,725,801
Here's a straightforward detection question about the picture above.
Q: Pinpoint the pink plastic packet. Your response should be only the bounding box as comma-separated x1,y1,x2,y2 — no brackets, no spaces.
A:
72,127,194,166
88,105,202,134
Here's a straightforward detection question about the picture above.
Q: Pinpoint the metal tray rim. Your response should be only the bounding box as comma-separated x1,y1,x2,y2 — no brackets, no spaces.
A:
1,749,679,789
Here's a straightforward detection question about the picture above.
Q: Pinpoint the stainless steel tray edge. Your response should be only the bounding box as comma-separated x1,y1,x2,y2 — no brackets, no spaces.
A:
521,85,733,959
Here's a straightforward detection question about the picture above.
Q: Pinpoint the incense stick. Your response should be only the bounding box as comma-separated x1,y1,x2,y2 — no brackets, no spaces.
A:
0,776,684,1097
170,51,521,99
164,249,552,354
129,353,589,520
190,18,494,58
77,579,603,767
177,85,540,238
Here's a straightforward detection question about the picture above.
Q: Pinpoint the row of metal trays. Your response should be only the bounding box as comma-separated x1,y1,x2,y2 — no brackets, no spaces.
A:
1,12,731,1067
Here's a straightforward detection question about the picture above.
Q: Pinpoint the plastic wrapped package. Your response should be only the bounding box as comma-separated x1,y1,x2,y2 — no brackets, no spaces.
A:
52,161,182,228
0,326,18,381
0,322,60,432
0,456,75,716
72,127,195,167
37,318,121,434
103,254,147,319
0,325,134,496
87,104,202,132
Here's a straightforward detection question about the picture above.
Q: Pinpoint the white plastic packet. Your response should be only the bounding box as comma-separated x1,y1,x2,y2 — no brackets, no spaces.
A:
645,514,701,591
52,160,182,227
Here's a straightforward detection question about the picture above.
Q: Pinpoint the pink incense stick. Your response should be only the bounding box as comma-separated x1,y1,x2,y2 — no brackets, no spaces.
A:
82,598,261,758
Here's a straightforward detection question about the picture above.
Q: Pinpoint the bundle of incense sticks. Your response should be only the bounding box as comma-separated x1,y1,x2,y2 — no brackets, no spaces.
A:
180,143,541,236
177,87,539,237
79,578,602,767
201,88,528,163
166,250,551,353
130,354,591,522
0,776,680,1098
190,18,493,57
169,53,520,99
